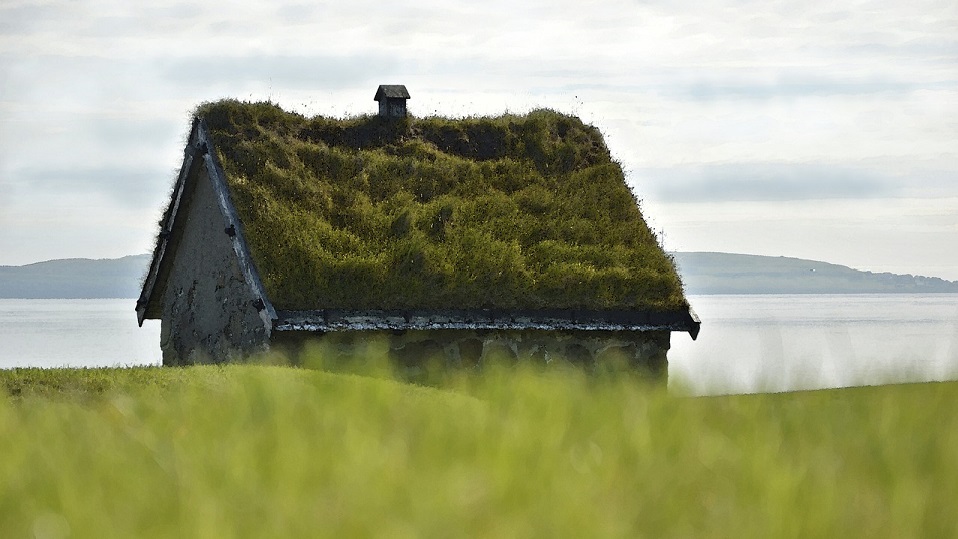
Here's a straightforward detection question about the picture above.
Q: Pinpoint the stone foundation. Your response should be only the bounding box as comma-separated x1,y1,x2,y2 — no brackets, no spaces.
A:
271,329,670,379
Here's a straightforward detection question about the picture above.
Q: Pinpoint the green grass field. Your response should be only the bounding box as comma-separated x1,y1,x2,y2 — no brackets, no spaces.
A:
2,363,955,538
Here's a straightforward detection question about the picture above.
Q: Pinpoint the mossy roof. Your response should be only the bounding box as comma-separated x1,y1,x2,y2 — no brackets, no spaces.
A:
195,100,687,312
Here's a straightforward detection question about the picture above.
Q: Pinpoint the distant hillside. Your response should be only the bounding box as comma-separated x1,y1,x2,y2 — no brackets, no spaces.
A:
0,255,150,299
672,252,958,294
2,252,956,299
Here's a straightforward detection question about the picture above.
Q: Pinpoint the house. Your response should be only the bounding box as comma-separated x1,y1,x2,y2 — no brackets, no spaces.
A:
374,84,410,118
136,89,699,375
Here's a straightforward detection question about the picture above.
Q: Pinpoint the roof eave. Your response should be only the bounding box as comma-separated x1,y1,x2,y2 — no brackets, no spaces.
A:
273,307,701,337
686,305,701,340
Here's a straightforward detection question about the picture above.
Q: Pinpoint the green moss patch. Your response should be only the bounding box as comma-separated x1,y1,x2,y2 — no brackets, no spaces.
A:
196,100,686,311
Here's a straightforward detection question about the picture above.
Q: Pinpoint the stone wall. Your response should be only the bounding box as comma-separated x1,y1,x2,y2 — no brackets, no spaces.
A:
159,165,270,365
272,328,671,379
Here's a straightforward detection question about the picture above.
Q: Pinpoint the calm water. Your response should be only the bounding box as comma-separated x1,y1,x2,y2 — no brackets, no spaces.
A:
1,295,956,395
670,294,958,395
0,299,161,369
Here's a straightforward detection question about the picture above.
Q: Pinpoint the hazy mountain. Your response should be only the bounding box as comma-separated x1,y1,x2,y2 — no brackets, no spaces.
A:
0,254,151,299
672,252,958,294
1,252,956,299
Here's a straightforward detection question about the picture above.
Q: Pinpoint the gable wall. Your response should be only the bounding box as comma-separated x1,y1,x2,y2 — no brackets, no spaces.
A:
159,163,270,365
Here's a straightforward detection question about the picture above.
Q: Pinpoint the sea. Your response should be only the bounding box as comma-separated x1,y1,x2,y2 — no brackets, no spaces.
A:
1,295,956,396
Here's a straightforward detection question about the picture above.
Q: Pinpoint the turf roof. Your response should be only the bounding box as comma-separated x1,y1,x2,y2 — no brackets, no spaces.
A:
195,100,687,312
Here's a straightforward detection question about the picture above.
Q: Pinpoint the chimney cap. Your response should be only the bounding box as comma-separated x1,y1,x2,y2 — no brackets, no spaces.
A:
374,85,411,101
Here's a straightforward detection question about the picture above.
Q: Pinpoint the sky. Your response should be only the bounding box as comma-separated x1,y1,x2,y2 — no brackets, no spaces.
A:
1,0,956,279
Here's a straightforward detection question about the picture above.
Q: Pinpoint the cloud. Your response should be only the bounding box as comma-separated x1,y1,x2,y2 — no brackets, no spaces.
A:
0,0,955,276
0,2,68,34
631,163,898,202
678,78,928,101
10,166,172,207
157,54,402,91
630,160,958,203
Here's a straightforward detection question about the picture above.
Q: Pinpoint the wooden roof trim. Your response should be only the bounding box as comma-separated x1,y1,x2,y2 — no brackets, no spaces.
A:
136,119,202,325
197,119,278,323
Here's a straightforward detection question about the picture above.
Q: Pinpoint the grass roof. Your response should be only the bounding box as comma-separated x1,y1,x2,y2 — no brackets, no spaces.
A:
196,100,687,312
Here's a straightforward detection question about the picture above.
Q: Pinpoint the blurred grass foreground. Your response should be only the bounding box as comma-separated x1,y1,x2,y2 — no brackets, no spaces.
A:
2,357,956,537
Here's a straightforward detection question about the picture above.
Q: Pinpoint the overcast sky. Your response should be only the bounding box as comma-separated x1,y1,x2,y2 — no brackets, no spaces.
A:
2,0,956,279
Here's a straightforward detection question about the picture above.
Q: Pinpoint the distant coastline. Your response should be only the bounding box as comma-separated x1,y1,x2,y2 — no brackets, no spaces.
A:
1,252,957,299
0,254,150,299
672,252,958,295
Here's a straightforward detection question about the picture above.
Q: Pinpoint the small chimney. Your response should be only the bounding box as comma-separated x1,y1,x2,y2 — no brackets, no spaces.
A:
374,85,410,118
